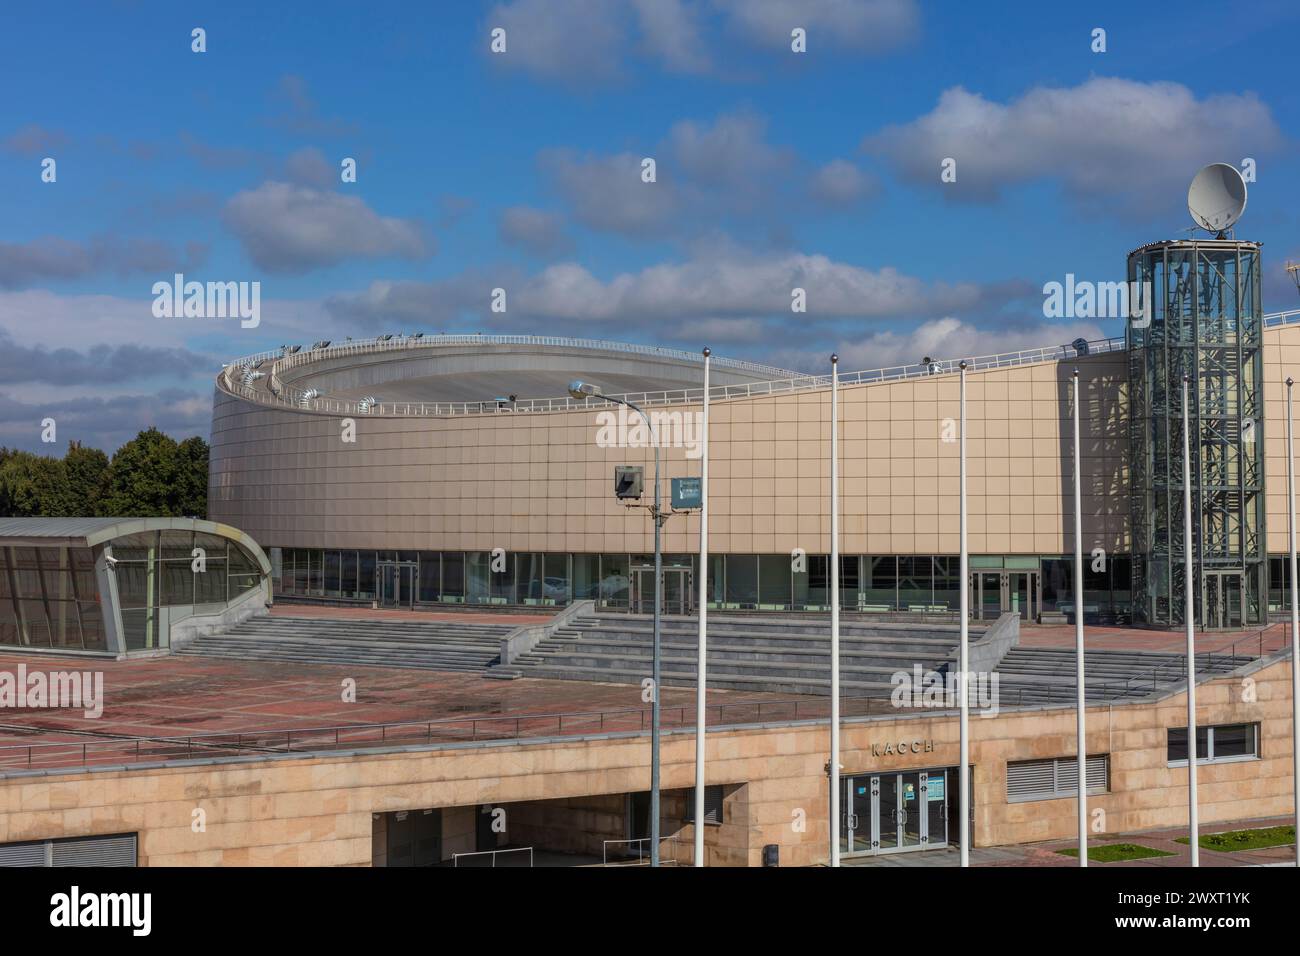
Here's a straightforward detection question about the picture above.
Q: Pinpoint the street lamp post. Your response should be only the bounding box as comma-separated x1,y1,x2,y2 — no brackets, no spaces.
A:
569,380,666,867
1287,377,1300,868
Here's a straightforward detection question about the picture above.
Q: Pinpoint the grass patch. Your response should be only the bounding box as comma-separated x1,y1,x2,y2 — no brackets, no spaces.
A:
1174,825,1295,852
1056,843,1175,863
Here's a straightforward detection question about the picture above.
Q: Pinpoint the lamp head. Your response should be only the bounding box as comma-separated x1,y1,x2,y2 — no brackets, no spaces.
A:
568,380,602,400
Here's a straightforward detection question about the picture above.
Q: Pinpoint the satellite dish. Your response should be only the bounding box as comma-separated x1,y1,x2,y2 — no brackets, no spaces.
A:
1188,163,1247,235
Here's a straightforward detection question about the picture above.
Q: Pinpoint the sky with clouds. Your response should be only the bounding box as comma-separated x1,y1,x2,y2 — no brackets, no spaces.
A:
1,0,1298,453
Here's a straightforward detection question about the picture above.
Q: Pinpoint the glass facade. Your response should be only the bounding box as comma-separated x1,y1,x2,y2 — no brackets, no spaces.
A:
1128,240,1266,627
274,547,1147,618
112,530,265,651
0,546,105,651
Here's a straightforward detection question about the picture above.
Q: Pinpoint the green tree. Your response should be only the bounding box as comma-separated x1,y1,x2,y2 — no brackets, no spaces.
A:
175,435,209,518
0,452,75,516
64,441,110,515
99,428,184,517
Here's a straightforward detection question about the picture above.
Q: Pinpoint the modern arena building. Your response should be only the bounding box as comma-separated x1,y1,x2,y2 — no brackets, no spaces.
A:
3,230,1300,868
210,238,1300,633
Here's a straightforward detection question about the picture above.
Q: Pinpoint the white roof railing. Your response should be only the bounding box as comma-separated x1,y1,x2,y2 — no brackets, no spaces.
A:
219,311,1299,418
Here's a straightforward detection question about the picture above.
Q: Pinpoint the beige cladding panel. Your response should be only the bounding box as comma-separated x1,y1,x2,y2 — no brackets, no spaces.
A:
0,659,1293,866
211,326,1300,556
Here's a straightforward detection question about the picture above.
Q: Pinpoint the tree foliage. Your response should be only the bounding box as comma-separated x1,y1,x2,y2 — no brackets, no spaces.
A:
0,431,208,519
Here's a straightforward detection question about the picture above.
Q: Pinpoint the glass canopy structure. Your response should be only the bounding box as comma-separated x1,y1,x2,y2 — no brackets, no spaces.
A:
1127,239,1265,627
0,518,271,655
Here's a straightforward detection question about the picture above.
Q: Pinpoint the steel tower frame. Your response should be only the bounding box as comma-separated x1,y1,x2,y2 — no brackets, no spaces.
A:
1127,239,1265,628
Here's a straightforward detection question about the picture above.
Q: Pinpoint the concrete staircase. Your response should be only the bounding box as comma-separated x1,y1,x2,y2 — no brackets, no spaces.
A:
174,615,516,672
506,613,970,696
992,647,1257,705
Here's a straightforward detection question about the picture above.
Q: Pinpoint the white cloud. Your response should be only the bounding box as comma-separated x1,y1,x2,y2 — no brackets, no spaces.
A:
714,0,919,52
222,182,429,274
865,77,1282,206
773,316,1108,374
810,159,875,206
498,206,574,257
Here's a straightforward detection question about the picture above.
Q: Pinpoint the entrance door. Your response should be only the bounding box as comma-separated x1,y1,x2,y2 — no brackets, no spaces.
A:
972,573,1002,620
1008,571,1039,621
632,568,691,614
845,768,949,856
1203,572,1244,629
378,562,416,608
971,572,1039,621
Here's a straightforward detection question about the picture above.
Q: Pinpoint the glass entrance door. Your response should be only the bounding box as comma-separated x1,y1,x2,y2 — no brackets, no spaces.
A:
1203,572,1244,629
632,567,691,614
844,768,949,856
378,562,416,608
971,572,1039,620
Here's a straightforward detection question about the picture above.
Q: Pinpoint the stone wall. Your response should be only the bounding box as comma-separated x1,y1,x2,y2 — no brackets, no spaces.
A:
0,656,1293,866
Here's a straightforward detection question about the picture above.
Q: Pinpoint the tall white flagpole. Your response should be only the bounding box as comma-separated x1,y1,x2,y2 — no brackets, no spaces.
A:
959,360,970,868
694,348,710,867
829,353,841,867
1183,373,1199,866
1072,369,1088,866
1287,377,1300,868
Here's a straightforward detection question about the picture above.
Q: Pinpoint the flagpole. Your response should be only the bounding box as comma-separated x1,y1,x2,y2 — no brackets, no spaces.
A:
829,353,841,868
1183,373,1199,867
1287,377,1300,868
959,360,970,868
1072,368,1088,866
694,347,710,867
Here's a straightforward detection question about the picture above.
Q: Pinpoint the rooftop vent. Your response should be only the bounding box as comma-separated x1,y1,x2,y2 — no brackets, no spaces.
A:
299,389,321,408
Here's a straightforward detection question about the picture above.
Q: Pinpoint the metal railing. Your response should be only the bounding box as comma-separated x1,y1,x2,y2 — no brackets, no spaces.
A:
0,694,913,774
452,846,534,868
219,330,1133,419
220,308,1300,419
602,837,687,866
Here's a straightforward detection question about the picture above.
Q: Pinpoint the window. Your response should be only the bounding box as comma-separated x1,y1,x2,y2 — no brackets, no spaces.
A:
1007,755,1109,801
0,832,137,867
1168,723,1259,765
684,785,725,825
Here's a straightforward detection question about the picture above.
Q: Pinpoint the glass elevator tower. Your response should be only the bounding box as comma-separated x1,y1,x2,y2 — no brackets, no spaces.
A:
1127,239,1265,628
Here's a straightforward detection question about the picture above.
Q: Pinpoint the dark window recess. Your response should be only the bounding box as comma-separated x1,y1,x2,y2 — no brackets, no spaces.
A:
685,785,725,825
1168,723,1259,764
0,832,137,867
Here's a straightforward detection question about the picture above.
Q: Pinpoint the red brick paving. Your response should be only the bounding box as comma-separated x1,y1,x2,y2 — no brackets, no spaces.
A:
0,650,816,773
1019,621,1291,656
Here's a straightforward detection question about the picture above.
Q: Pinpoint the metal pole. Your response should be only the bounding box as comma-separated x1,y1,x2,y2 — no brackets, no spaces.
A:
1072,368,1088,866
615,396,663,867
829,353,841,867
650,414,662,868
959,360,970,868
1287,378,1300,868
694,348,711,867
1183,373,1199,867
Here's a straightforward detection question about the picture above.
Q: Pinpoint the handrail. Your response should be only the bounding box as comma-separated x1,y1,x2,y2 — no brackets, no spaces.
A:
221,308,1300,420
0,693,917,773
218,329,1135,419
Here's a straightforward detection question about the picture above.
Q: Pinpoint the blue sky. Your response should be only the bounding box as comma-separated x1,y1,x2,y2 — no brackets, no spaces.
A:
1,0,1298,452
